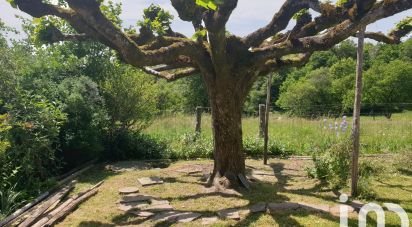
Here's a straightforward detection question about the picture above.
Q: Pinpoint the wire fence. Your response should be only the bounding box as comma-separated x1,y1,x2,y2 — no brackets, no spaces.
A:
145,104,412,155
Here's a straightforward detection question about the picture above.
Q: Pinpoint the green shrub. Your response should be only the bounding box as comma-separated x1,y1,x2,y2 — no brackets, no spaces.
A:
243,137,292,158
106,131,170,161
307,139,351,190
5,92,66,191
57,76,107,167
356,160,385,199
172,133,213,160
0,183,25,218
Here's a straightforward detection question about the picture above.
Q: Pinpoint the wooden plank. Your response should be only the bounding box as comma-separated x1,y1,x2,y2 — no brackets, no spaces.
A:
33,181,104,227
3,164,95,226
43,187,100,226
18,182,74,227
0,192,50,227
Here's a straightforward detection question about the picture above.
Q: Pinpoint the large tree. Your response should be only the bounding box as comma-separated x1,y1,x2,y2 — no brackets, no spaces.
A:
11,0,412,189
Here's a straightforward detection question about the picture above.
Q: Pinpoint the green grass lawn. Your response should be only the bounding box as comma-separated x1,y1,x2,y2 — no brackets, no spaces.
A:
58,155,412,226
145,111,412,155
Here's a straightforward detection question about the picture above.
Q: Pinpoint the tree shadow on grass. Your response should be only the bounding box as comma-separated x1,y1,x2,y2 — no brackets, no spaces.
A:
106,160,359,226
78,221,115,227
75,164,118,185
397,168,412,176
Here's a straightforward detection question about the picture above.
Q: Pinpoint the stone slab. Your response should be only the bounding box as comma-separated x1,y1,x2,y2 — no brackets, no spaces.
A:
176,212,202,223
201,216,219,225
217,209,240,220
120,194,153,203
249,202,267,213
118,187,139,194
118,201,149,211
150,211,200,223
138,177,164,186
150,199,170,205
129,210,155,218
143,204,174,212
267,202,300,212
151,211,182,222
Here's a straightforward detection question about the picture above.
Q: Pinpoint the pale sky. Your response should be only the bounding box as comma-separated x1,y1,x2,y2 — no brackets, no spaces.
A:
0,0,411,40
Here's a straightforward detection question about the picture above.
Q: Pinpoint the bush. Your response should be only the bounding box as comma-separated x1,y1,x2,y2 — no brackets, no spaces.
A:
243,137,292,158
57,76,107,168
0,184,25,219
356,160,386,199
172,133,213,160
4,92,66,191
105,131,171,161
307,139,351,190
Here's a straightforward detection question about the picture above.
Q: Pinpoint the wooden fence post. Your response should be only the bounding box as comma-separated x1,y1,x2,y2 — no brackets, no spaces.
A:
264,73,272,165
351,25,366,197
259,104,266,138
195,106,202,134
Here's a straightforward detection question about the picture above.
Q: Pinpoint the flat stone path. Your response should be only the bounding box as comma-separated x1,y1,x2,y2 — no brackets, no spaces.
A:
118,187,139,194
117,175,362,225
137,177,164,186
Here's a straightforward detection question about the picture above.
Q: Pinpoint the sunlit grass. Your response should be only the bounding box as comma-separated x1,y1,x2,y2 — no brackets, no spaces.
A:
59,156,412,226
145,111,412,155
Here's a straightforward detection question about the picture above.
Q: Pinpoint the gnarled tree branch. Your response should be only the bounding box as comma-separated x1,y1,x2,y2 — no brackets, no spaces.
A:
142,66,199,82
251,0,412,67
242,0,322,48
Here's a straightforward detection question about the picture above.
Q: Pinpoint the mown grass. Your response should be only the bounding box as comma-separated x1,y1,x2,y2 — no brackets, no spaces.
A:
145,111,412,156
58,155,412,226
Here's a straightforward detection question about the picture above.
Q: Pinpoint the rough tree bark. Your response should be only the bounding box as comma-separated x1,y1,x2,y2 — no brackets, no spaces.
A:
11,0,412,189
206,76,246,188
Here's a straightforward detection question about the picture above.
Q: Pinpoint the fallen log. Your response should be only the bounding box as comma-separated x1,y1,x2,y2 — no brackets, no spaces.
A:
33,181,104,227
18,182,75,227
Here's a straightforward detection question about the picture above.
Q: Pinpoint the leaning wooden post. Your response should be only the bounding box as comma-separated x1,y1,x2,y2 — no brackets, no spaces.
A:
351,25,366,197
195,106,202,135
259,104,266,138
264,74,272,165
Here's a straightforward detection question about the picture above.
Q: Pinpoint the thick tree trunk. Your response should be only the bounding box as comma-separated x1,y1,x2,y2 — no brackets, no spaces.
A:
206,78,247,189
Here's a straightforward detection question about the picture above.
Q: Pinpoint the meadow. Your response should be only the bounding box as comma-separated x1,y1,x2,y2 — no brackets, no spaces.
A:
145,111,412,157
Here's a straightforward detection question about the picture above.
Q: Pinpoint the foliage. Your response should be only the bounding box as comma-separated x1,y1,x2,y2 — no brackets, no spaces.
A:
277,68,336,116
195,0,222,10
172,133,213,160
355,160,386,199
307,139,351,190
363,60,412,118
292,9,310,20
137,4,174,36
192,28,208,41
395,16,412,31
0,184,25,218
105,131,170,161
102,67,158,133
276,39,412,117
57,76,107,166
5,92,66,188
